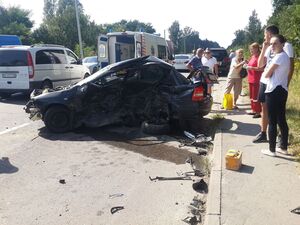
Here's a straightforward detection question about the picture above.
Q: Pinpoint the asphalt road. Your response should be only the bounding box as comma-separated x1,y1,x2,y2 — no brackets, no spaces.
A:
0,91,210,225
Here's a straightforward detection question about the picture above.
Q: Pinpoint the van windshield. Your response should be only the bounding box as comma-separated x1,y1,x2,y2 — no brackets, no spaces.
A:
0,50,28,66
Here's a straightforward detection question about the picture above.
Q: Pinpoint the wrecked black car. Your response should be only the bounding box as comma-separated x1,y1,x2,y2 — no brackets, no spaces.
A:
25,56,213,134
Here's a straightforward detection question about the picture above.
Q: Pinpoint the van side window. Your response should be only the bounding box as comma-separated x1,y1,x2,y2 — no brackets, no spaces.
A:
50,50,67,64
66,50,78,64
36,50,53,64
36,50,66,64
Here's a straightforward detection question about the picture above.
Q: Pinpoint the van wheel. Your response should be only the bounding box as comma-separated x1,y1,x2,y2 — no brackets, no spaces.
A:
41,80,53,90
44,106,71,133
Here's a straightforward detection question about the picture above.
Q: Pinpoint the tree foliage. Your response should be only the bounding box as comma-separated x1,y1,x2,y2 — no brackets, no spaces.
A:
33,0,102,55
268,2,300,55
104,19,155,34
0,5,33,44
229,10,263,50
168,21,220,54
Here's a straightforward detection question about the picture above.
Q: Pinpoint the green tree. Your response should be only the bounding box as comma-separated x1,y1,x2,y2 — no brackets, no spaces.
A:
168,21,181,53
0,5,33,44
272,0,294,14
269,4,300,55
106,19,156,33
230,29,247,48
43,0,57,21
245,10,263,44
33,0,102,56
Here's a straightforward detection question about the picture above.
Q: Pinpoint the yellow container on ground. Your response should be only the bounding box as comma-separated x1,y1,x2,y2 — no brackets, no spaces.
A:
223,93,233,110
225,149,242,171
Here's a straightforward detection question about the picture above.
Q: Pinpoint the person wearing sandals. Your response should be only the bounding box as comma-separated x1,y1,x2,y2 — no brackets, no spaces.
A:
261,34,290,157
223,48,247,109
246,42,264,118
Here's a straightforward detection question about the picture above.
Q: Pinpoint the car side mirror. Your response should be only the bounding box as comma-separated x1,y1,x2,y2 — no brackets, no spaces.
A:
77,59,82,65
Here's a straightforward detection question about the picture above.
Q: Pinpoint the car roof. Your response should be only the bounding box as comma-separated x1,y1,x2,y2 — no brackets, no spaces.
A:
109,55,172,70
0,44,68,51
209,48,227,51
77,56,173,86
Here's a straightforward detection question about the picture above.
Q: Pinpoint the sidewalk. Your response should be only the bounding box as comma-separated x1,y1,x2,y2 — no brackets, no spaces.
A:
205,78,300,225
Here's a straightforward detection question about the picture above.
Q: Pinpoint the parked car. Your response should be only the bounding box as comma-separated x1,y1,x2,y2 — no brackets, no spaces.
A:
173,54,192,71
82,56,99,74
0,44,90,98
25,56,213,134
209,48,230,76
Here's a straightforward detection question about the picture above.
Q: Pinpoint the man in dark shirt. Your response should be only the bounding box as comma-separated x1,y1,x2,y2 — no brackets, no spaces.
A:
186,48,204,71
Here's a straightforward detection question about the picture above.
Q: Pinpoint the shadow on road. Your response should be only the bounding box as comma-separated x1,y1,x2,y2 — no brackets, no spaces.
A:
0,93,29,106
0,157,19,174
37,118,216,166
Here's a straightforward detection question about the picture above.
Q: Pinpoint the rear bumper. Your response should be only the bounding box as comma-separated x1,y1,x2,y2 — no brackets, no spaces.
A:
0,81,43,94
197,95,213,117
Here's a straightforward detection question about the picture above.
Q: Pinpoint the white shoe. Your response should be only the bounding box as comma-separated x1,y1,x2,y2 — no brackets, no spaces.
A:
261,149,276,157
276,148,288,155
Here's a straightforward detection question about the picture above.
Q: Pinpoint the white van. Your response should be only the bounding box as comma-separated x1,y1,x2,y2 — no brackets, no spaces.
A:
97,31,171,68
0,44,90,97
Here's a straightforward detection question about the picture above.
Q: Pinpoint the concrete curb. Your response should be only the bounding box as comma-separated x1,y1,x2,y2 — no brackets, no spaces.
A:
204,129,222,225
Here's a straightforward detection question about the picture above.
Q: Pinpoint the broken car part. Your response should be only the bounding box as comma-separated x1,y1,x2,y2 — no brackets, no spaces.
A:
192,179,208,193
149,176,192,181
291,206,300,215
182,215,201,224
109,193,124,199
110,206,124,214
184,131,212,143
178,170,206,177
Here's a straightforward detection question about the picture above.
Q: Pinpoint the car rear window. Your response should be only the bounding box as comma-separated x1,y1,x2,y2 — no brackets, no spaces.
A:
0,50,28,66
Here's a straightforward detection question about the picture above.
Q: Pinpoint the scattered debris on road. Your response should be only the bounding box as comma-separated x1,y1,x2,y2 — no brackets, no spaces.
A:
192,179,208,193
149,175,192,181
59,179,66,184
109,193,124,199
182,215,201,225
110,206,124,214
291,206,300,215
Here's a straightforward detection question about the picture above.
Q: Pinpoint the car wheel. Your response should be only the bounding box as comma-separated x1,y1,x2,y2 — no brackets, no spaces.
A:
141,121,170,135
41,80,53,89
44,106,72,133
84,73,90,79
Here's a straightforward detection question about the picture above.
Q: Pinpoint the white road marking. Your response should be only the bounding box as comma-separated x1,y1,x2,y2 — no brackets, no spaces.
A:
0,123,30,135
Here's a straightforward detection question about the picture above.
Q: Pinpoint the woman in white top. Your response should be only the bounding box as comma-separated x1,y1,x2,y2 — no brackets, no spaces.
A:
261,34,290,157
223,48,247,109
202,48,218,94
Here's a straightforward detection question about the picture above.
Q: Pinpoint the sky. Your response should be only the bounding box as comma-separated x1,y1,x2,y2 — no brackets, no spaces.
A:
1,0,273,48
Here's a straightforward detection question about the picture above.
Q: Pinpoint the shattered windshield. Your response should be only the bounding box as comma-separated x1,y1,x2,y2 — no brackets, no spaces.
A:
76,65,112,86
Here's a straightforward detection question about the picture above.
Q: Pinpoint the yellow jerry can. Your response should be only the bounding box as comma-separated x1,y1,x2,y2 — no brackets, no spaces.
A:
225,149,242,171
223,93,233,110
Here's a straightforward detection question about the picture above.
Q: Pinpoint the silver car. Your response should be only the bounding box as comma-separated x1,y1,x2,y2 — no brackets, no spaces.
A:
82,56,99,74
173,54,192,71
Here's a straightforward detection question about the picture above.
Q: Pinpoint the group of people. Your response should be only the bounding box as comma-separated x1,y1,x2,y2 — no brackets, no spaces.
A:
186,48,218,94
225,25,294,157
185,25,294,157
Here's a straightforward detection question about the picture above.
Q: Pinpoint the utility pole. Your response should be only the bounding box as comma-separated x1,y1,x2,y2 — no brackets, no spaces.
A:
74,0,83,58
